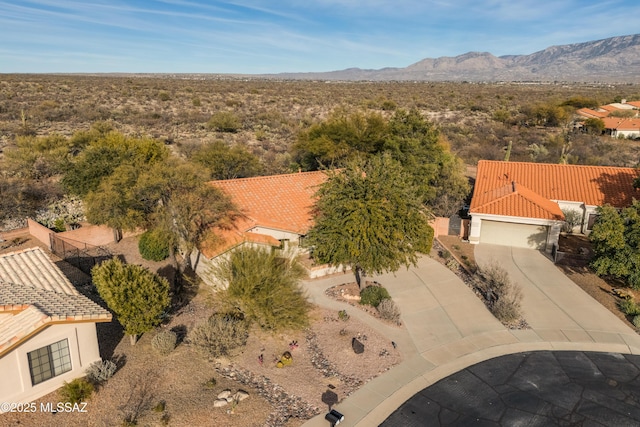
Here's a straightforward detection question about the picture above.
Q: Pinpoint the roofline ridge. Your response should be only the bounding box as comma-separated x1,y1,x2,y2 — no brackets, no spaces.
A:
209,169,329,185
477,159,638,172
0,246,45,258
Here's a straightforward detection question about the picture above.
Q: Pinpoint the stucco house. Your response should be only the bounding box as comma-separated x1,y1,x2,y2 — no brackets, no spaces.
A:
191,171,334,285
469,160,639,251
0,247,111,409
601,117,640,139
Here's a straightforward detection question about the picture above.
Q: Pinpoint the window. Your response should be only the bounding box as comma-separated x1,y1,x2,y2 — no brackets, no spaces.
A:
27,339,72,385
587,213,599,231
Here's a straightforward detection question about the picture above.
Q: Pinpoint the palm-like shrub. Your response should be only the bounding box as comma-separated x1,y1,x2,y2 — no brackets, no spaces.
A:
212,247,309,331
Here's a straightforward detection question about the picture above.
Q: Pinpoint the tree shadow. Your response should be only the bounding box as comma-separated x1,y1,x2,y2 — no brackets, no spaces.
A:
321,389,339,411
592,170,639,207
170,324,188,346
167,265,200,312
96,318,125,360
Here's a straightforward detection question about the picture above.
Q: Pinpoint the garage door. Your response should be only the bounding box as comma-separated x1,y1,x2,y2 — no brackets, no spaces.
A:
480,220,548,249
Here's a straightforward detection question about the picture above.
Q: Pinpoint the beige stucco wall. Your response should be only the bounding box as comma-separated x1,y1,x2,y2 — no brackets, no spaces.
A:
0,322,102,410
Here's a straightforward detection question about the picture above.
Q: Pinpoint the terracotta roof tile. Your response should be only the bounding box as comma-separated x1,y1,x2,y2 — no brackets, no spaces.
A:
472,182,564,220
470,161,640,219
577,108,609,118
628,101,640,109
601,117,640,131
202,171,327,258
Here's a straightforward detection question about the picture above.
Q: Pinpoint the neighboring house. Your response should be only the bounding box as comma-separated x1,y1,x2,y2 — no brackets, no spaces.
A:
191,171,332,285
576,100,639,122
469,160,639,251
601,117,640,139
0,247,111,409
576,108,609,119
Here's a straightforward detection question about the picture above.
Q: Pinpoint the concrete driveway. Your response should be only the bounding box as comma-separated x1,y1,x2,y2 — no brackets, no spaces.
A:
475,244,636,345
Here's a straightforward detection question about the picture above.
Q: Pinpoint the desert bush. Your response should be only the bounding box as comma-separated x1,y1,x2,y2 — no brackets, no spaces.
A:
152,329,178,355
561,209,583,233
188,312,249,357
207,111,241,133
212,247,310,331
60,378,94,404
477,261,523,324
138,229,170,261
377,298,401,322
633,315,640,329
360,285,391,308
446,258,460,271
619,299,640,316
86,359,117,384
338,309,350,321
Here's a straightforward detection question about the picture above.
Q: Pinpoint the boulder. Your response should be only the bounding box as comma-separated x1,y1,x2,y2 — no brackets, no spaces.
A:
234,390,250,402
213,399,228,408
352,337,365,354
217,389,232,399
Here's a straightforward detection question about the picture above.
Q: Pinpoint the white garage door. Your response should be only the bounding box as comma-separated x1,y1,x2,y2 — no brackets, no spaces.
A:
480,220,548,249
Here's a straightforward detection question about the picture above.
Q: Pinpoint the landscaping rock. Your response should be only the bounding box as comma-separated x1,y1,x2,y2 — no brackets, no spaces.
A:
217,389,232,399
234,390,250,402
213,399,228,407
352,337,365,354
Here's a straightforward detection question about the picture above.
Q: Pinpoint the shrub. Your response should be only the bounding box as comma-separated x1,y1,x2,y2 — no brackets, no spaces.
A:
446,258,460,271
60,378,94,404
138,229,170,262
207,111,241,133
360,285,391,308
477,261,523,324
377,298,401,322
561,209,583,233
338,309,350,321
152,329,178,356
212,247,310,331
188,312,249,357
619,299,640,316
633,315,640,329
85,359,117,384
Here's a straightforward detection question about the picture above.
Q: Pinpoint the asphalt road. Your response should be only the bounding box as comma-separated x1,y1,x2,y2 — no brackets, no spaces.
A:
381,351,640,426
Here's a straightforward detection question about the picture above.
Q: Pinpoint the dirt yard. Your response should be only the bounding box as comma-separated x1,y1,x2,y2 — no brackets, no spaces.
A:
0,233,400,427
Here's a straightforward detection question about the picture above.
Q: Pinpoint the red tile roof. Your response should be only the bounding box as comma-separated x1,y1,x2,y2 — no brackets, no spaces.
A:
202,171,328,258
577,108,609,119
601,117,640,131
628,101,640,109
472,182,564,220
470,161,640,219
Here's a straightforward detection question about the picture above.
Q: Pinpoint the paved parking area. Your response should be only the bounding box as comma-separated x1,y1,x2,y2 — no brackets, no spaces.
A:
381,350,640,426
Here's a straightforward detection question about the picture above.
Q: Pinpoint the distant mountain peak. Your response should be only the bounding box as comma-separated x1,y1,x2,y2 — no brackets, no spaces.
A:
266,34,640,83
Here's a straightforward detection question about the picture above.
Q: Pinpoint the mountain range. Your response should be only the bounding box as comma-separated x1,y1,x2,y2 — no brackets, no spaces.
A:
266,34,640,83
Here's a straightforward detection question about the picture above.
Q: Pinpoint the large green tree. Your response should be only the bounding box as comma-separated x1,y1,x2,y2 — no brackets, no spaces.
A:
84,158,237,273
590,202,640,289
292,108,469,216
92,257,170,345
306,154,434,287
62,132,168,197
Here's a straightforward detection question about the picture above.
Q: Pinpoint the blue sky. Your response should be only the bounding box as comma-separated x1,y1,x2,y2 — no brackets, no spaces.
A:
1,0,639,74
